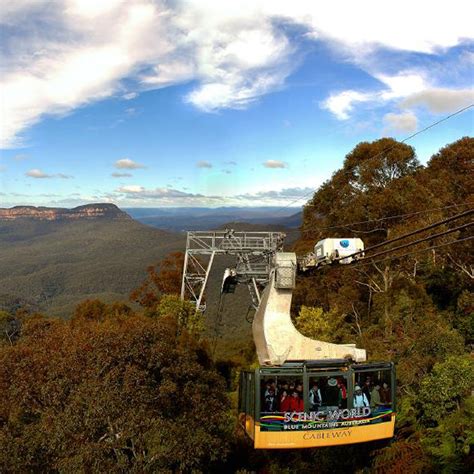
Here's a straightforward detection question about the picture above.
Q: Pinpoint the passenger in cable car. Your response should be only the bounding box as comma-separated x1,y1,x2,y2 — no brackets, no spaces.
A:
289,390,304,412
370,382,383,409
324,378,341,409
295,382,304,399
309,381,322,411
264,389,277,412
380,382,392,407
264,379,277,398
278,381,289,411
362,377,372,404
337,378,348,409
353,385,370,408
280,389,291,412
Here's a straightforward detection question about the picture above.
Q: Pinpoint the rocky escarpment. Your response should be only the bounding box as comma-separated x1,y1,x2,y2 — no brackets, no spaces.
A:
0,204,131,221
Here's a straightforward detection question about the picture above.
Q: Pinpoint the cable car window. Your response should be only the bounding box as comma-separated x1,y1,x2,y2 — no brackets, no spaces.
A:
248,372,255,417
354,368,393,411
238,372,245,414
308,374,348,411
260,375,303,415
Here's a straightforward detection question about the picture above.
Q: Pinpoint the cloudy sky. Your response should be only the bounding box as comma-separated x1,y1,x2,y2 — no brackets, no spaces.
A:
0,0,473,208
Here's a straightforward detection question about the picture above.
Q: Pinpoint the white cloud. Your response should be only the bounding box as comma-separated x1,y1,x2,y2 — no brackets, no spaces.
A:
322,72,430,120
114,158,145,169
383,111,418,133
113,183,312,206
266,1,474,54
183,20,294,111
196,160,212,168
25,169,73,179
122,92,138,100
116,185,146,193
1,0,473,147
116,185,210,200
376,73,427,100
322,90,374,120
401,88,474,113
141,60,195,87
263,160,287,169
0,1,170,148
111,172,132,178
25,169,53,178
237,186,313,200
321,72,473,122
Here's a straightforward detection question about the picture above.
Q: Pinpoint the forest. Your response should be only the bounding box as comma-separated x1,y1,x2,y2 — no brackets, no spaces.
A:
0,137,472,473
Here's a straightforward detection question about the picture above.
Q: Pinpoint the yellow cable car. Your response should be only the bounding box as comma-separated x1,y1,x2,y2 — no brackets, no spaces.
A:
239,360,396,449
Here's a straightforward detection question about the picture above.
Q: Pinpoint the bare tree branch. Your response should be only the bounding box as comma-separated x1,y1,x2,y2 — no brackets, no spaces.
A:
351,303,363,338
447,253,474,279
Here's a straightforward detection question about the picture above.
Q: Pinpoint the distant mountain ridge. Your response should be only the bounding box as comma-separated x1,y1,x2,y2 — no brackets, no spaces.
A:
0,203,130,221
126,207,302,232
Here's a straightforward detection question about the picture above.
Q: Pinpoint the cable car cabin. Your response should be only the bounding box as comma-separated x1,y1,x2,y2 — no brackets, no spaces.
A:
222,268,238,294
314,238,364,265
238,360,395,449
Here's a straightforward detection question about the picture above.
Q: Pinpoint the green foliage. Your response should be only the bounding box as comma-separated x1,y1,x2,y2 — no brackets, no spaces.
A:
421,396,474,473
156,294,205,335
418,355,474,425
294,306,331,341
453,291,474,345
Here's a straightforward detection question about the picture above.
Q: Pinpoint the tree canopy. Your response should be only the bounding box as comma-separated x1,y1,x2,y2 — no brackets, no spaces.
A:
0,301,230,472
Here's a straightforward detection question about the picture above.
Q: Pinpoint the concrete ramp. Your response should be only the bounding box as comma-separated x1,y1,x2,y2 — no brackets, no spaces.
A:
253,270,366,365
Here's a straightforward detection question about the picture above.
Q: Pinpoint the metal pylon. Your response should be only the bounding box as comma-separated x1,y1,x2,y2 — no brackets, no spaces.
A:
180,230,285,311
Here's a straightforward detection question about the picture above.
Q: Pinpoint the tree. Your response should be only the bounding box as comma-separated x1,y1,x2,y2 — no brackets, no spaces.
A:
292,137,473,472
0,305,231,472
130,252,184,309
418,355,474,425
0,311,21,345
294,306,331,341
422,136,474,205
155,294,204,335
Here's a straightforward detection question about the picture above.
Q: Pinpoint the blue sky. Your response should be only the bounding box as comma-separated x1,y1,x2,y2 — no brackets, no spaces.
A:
0,0,473,208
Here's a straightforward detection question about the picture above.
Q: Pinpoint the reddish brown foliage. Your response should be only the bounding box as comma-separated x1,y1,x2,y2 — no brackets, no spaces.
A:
130,251,184,308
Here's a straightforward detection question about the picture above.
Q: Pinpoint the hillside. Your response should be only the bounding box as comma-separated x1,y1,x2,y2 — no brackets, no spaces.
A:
0,214,184,316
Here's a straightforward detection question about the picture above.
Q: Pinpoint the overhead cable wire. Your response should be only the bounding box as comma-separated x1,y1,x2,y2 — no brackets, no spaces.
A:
354,235,474,268
299,201,474,235
332,208,474,263
352,221,473,262
236,207,473,267
271,103,474,215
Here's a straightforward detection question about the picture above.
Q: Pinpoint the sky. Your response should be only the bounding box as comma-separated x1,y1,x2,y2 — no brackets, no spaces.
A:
0,0,473,208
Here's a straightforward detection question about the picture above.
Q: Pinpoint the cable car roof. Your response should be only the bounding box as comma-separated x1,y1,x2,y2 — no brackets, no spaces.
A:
256,360,394,373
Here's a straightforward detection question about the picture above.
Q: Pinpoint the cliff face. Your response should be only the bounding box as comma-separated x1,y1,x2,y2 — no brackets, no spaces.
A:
0,204,131,221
